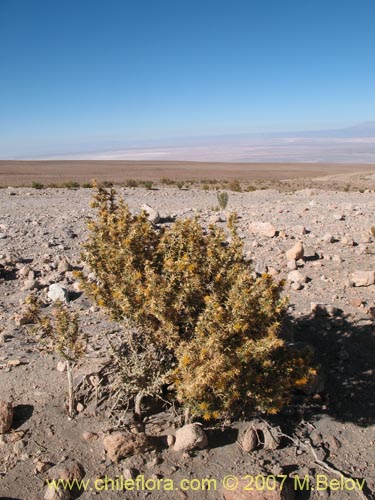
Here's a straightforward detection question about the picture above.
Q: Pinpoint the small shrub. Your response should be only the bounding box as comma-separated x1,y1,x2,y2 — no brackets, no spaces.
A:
142,180,153,190
176,181,184,190
202,184,210,191
245,185,257,192
31,181,44,189
217,192,229,210
61,180,80,189
25,296,86,418
78,185,310,420
160,178,175,185
370,226,375,238
228,179,242,192
125,179,139,188
81,182,93,189
343,184,350,192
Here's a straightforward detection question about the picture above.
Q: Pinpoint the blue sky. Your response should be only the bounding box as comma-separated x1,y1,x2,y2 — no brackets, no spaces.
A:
1,0,375,157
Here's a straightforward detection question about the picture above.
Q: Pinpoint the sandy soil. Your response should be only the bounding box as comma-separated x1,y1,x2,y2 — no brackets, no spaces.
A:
1,178,375,500
2,160,375,186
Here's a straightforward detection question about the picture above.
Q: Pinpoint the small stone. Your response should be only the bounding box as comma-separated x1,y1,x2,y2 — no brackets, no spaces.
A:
287,270,306,284
166,434,175,447
14,313,33,326
0,400,13,433
287,259,297,270
48,283,69,302
76,402,85,413
351,271,375,287
249,222,276,238
322,233,334,244
285,241,304,261
242,428,258,452
173,423,208,452
47,459,85,482
333,214,345,221
255,260,268,275
141,204,160,224
56,361,66,372
57,257,72,274
82,431,98,441
123,467,139,480
292,225,306,235
103,431,150,462
350,298,363,307
310,303,339,317
341,235,354,247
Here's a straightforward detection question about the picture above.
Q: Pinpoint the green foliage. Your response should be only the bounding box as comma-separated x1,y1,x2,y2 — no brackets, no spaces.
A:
217,191,229,210
79,184,310,419
31,181,44,189
142,180,153,190
61,180,80,189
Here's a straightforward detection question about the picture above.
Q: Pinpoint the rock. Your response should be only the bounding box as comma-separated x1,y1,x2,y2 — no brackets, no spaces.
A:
44,486,70,500
332,254,343,263
222,480,294,499
333,214,345,221
322,233,334,244
291,282,303,290
287,259,297,270
103,431,150,462
0,400,13,433
21,278,39,291
82,431,98,441
123,467,139,480
173,423,208,452
166,434,175,447
255,260,268,275
341,235,354,246
350,298,363,307
56,361,66,372
57,257,72,274
141,204,160,224
242,428,258,452
287,270,306,284
285,241,304,261
249,222,276,238
292,225,306,235
351,271,375,287
310,303,339,317
48,283,69,302
14,312,33,326
47,459,85,482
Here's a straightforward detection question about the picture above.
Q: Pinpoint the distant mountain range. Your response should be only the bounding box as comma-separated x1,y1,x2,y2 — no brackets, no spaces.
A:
28,122,375,163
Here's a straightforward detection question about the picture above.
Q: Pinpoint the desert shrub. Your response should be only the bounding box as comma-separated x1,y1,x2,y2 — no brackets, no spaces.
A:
160,177,175,185
78,184,310,419
141,180,153,190
176,181,184,190
61,180,80,189
31,181,44,189
125,179,139,188
217,191,229,210
81,182,93,188
245,185,257,192
202,184,210,191
25,296,86,417
228,179,242,192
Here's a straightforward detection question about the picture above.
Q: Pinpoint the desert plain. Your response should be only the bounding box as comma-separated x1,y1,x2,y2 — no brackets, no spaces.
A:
0,161,375,499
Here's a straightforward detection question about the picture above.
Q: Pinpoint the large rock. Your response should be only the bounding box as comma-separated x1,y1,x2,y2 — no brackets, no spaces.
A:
173,423,208,452
0,400,13,433
286,242,304,261
48,283,69,302
351,271,375,287
141,204,160,224
249,222,276,238
103,431,150,463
